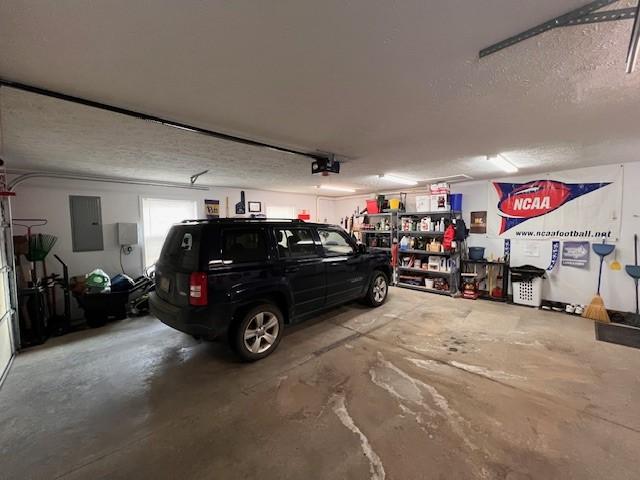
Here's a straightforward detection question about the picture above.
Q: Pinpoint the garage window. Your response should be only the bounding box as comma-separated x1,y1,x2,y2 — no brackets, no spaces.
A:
266,205,296,219
142,198,198,268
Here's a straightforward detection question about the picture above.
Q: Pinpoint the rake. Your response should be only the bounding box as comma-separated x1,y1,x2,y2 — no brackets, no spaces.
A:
27,233,58,262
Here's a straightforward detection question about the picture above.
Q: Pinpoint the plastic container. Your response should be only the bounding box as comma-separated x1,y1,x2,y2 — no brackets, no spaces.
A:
366,199,379,214
510,265,546,307
389,198,401,210
468,247,485,260
450,193,463,211
512,278,543,307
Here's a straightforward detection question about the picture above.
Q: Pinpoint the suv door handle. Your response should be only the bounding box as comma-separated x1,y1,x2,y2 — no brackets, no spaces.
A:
285,266,300,273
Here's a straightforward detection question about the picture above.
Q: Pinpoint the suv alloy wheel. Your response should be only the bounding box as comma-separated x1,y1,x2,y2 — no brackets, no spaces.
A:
233,304,284,361
365,271,388,307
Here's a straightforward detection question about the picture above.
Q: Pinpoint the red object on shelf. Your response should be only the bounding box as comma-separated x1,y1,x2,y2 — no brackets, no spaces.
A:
297,209,311,220
366,199,379,214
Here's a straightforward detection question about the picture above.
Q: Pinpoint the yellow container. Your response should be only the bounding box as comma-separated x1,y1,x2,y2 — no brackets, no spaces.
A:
389,198,401,210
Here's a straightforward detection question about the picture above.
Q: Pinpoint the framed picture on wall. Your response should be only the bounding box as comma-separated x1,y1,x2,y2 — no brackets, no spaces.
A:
470,211,487,234
248,201,262,213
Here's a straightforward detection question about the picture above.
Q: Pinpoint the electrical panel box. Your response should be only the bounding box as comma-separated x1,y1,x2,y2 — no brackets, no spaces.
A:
70,195,104,252
117,223,138,246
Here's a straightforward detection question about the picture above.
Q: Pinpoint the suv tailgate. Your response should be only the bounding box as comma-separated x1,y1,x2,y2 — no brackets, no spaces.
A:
154,224,204,307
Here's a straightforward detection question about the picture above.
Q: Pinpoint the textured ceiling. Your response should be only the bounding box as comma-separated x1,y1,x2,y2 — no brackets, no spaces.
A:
1,0,640,195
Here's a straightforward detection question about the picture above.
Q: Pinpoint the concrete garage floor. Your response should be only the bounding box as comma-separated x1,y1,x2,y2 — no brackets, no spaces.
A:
1,288,639,479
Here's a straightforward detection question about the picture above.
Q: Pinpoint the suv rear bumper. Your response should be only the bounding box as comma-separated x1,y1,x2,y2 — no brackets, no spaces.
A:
150,293,230,338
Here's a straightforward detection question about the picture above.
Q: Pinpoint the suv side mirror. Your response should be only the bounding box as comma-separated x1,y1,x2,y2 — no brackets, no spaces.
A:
356,243,367,255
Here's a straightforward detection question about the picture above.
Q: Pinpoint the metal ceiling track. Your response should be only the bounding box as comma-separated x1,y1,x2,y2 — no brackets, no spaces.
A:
0,78,327,161
479,0,640,73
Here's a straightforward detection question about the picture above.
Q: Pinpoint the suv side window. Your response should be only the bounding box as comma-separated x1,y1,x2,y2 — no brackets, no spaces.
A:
222,228,268,263
276,228,318,258
318,229,355,256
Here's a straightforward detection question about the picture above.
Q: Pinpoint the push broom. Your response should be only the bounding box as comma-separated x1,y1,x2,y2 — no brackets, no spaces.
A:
583,240,615,323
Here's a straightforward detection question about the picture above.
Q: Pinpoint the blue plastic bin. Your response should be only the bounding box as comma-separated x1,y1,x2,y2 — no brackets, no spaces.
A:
450,193,463,211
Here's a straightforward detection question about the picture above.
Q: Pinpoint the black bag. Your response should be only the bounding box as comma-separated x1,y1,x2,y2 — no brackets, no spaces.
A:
454,219,468,241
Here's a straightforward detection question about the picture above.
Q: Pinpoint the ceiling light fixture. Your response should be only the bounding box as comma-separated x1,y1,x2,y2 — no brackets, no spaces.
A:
487,155,518,174
316,185,356,193
378,174,418,186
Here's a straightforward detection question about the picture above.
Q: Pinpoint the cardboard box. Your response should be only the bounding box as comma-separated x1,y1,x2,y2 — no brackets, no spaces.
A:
430,194,450,212
415,195,430,212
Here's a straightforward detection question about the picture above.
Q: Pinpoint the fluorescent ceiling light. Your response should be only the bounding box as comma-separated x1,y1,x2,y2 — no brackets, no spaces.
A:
378,174,418,186
487,155,518,173
316,185,356,193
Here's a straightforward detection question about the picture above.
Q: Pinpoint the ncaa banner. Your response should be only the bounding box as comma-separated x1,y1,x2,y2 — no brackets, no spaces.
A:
488,165,622,240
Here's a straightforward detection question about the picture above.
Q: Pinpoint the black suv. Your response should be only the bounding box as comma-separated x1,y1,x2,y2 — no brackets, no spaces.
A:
150,219,392,361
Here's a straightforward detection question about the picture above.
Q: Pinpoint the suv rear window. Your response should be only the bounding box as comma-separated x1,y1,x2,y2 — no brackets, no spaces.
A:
158,225,202,270
223,229,268,263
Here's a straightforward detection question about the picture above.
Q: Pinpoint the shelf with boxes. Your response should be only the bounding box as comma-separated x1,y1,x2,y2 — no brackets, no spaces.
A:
354,211,398,252
395,210,462,297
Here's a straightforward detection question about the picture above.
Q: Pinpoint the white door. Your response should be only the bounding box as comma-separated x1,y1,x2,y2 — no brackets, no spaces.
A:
0,198,15,383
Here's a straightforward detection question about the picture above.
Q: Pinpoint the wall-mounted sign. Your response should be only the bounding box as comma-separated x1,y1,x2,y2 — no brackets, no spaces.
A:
470,211,487,234
205,199,220,219
488,165,622,239
562,241,590,268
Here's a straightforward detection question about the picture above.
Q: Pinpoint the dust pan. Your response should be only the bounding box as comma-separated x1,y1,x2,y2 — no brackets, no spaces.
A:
625,234,640,325
610,250,622,271
583,240,614,323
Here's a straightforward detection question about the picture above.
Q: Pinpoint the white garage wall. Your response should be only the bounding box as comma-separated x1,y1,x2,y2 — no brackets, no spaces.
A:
329,161,640,313
10,177,326,281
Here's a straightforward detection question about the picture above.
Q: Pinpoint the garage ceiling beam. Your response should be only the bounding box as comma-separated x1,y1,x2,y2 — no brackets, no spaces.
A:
479,0,637,62
0,79,327,161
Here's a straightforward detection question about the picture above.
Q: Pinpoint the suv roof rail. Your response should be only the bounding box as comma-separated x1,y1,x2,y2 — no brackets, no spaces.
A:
180,218,306,224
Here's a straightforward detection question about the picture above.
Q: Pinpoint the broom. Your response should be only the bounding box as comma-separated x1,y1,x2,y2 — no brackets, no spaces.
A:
583,240,614,323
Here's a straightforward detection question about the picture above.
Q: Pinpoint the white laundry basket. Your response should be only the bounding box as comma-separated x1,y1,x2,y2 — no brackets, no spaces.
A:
512,277,543,307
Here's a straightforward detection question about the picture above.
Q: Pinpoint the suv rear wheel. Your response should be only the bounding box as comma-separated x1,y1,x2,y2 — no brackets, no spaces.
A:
365,271,388,307
232,304,284,361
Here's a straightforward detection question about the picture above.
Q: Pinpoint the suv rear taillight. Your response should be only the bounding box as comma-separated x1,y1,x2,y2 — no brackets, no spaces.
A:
189,272,208,306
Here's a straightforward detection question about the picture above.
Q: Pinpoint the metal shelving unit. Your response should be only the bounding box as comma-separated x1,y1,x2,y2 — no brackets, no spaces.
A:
399,230,445,236
396,283,454,296
355,211,398,257
395,210,462,297
397,266,453,277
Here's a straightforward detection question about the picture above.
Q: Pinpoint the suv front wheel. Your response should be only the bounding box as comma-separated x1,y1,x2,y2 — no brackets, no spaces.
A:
365,271,389,307
232,304,284,361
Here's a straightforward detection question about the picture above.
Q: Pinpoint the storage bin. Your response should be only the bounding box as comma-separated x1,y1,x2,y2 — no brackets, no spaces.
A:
510,265,546,307
450,193,463,211
512,277,543,307
389,198,401,210
415,195,430,212
366,199,379,214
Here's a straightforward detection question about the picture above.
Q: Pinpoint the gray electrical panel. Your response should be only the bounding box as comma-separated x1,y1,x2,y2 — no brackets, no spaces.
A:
117,223,138,246
69,195,104,252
